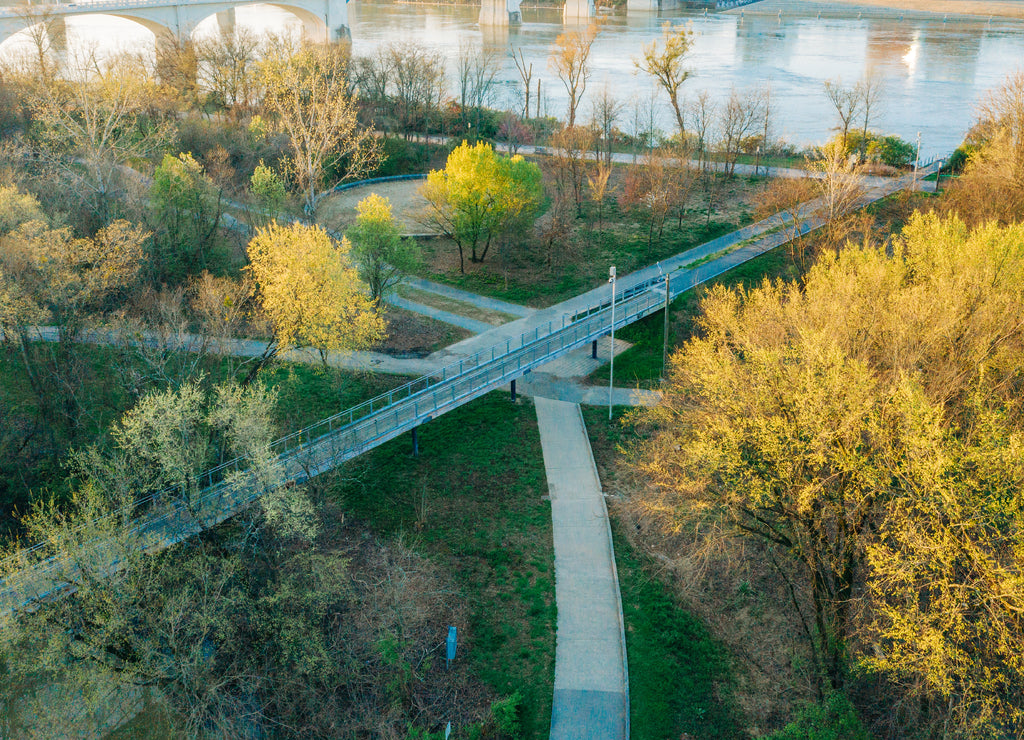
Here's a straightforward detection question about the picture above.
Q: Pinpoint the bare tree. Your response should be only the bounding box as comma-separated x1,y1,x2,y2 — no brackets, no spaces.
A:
809,138,867,249
823,76,865,150
590,82,623,166
456,43,501,132
194,26,263,115
719,86,766,177
385,41,446,137
549,23,600,128
858,72,885,155
688,90,717,172
510,46,533,120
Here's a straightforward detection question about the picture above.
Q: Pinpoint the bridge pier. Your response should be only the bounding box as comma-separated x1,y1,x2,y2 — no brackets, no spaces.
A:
479,0,522,26
563,0,595,21
215,7,236,36
412,426,419,457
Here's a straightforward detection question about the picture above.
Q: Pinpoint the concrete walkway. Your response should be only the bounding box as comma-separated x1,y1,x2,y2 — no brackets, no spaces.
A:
536,398,629,740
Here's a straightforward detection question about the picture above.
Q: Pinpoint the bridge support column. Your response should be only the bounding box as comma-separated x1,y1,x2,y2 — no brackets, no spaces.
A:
412,426,419,457
326,0,350,41
563,0,595,21
216,7,236,37
48,15,68,54
480,0,522,26
592,340,598,359
510,379,517,402
626,0,660,11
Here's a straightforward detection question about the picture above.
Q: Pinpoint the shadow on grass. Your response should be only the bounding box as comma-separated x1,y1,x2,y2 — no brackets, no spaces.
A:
325,392,556,739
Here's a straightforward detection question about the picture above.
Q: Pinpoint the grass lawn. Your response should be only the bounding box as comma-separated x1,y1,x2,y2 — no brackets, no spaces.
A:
325,393,556,738
582,406,746,739
413,173,765,309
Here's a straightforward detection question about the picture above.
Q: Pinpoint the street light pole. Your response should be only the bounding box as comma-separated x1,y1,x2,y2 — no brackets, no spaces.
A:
914,131,922,189
608,265,616,421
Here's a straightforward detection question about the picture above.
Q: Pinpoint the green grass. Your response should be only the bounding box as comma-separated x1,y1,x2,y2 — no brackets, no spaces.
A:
417,183,760,309
325,393,556,738
581,406,745,739
591,244,801,388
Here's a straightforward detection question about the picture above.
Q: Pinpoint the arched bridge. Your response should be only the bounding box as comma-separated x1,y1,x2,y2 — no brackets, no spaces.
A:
0,0,350,50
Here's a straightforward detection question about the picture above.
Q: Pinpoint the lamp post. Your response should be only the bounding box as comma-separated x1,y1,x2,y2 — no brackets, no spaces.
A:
608,265,616,421
914,131,922,188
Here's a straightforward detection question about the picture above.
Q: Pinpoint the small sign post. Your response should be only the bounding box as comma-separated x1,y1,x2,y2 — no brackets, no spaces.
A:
446,626,457,669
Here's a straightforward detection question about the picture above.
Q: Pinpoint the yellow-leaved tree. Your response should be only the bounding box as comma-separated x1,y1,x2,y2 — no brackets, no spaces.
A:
420,141,542,273
630,212,1024,736
245,222,383,378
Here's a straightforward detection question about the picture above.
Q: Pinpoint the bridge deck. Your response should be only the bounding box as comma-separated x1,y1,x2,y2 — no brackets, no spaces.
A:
0,165,940,614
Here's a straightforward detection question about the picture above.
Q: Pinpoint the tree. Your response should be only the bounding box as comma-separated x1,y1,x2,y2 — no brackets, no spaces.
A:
823,77,865,151
420,141,543,273
260,43,381,213
0,195,148,431
194,26,263,115
245,222,383,375
808,139,867,249
719,85,766,177
857,72,884,157
385,41,446,137
944,69,1024,225
549,125,596,215
549,23,600,129
587,159,615,233
634,21,692,137
590,82,623,166
456,43,500,132
248,160,288,229
345,193,420,303
29,51,174,225
630,213,1024,733
149,152,225,279
510,46,534,120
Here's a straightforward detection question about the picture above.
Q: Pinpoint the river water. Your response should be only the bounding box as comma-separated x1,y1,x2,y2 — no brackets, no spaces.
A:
5,1,1024,156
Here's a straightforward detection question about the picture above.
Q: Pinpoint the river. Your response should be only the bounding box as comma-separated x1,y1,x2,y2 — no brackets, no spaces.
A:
5,0,1024,156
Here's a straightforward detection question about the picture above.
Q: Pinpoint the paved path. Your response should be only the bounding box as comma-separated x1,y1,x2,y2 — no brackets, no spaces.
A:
385,294,495,334
536,398,629,740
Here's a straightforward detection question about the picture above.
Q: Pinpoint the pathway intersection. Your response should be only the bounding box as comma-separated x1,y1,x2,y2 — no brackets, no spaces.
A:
2,162,941,738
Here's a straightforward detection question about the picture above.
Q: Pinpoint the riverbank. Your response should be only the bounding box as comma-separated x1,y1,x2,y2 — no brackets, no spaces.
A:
748,0,1024,20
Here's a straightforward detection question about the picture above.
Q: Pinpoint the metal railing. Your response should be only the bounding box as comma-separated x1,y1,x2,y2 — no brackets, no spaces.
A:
0,158,946,613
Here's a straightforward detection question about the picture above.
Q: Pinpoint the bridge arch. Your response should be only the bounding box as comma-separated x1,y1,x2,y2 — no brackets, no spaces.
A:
103,13,173,42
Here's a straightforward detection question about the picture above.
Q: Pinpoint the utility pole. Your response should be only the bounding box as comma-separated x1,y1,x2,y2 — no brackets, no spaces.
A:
662,272,671,380
608,265,616,421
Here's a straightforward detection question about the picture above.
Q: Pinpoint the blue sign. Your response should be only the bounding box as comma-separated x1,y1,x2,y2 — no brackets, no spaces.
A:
446,626,457,664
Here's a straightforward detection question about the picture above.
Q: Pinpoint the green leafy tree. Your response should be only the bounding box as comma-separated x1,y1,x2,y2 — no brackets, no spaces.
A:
420,141,542,273
631,213,1024,735
345,193,419,303
249,159,287,229
149,152,224,279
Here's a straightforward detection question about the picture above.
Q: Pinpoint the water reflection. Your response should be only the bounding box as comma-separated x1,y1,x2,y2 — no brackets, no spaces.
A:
0,1,1020,154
